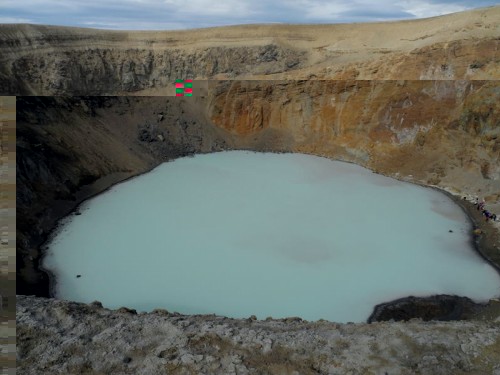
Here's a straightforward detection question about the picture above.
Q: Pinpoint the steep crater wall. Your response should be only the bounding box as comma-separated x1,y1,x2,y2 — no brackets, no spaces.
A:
1,7,499,95
208,80,500,190
3,42,304,95
16,81,500,322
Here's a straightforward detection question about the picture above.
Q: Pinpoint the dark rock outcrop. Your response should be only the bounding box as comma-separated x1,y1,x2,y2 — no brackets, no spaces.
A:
368,295,484,323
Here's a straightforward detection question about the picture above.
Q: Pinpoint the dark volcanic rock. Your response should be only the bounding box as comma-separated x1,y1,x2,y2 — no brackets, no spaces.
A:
368,295,484,323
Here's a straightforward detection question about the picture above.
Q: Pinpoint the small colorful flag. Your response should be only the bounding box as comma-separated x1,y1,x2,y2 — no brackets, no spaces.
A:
175,79,193,96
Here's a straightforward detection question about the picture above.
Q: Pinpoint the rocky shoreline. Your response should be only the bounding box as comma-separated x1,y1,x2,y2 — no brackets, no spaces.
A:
367,187,500,322
451,194,500,274
34,152,500,324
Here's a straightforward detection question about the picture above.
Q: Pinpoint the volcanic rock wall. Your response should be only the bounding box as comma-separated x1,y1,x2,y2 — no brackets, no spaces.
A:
1,6,499,95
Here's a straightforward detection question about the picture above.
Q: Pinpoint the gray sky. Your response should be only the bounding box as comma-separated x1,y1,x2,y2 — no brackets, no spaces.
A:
0,0,497,30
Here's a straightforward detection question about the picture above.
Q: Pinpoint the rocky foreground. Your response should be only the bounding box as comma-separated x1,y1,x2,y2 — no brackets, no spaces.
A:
16,295,500,375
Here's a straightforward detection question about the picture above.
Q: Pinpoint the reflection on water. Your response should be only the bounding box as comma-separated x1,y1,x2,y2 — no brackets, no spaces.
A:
430,197,466,221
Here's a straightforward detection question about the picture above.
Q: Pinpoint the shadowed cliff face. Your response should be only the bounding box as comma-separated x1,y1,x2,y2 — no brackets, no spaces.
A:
2,43,304,95
16,96,232,295
1,6,499,95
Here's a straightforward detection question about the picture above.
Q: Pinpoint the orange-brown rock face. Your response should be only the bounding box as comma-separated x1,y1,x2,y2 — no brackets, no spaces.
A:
297,39,500,81
208,80,500,201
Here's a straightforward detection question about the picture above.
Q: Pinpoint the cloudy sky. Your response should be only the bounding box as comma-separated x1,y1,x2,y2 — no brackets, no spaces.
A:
0,0,497,30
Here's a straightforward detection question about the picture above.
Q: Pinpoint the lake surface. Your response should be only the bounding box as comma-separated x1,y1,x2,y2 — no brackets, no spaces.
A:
43,151,500,322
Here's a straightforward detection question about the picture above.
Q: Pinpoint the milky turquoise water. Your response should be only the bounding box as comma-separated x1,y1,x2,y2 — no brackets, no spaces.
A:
43,151,500,322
